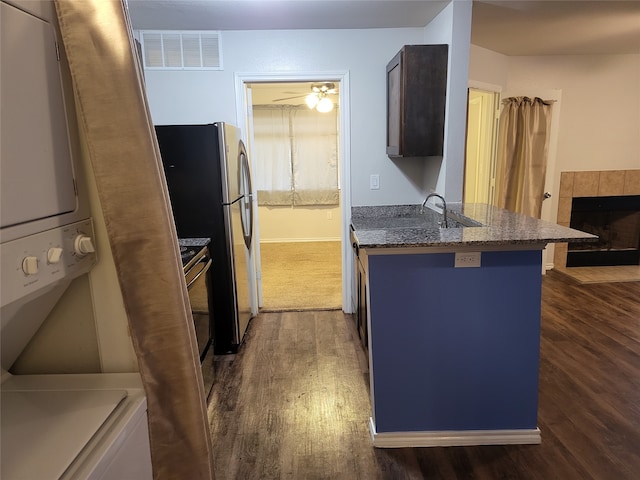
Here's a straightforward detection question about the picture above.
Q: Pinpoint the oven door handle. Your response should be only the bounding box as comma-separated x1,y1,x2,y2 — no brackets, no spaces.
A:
186,258,212,290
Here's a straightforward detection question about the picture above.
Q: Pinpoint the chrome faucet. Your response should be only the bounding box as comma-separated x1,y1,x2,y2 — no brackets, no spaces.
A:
420,193,448,228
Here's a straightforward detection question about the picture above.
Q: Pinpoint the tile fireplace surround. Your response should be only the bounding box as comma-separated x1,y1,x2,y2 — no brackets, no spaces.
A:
554,169,640,269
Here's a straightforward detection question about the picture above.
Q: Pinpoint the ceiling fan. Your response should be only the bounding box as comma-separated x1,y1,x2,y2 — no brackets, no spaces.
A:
272,82,337,112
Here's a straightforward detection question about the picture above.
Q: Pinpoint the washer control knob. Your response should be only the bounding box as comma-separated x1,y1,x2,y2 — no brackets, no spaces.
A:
22,256,39,275
47,247,64,264
74,235,95,256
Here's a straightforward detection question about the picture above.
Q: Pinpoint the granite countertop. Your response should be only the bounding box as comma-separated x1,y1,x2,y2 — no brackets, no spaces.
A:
178,238,211,248
351,203,597,249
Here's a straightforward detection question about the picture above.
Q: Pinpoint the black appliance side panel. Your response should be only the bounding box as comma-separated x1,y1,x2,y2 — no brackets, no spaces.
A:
155,124,238,354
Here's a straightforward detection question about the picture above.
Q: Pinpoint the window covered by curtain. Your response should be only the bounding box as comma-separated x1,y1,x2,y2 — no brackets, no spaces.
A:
253,105,339,206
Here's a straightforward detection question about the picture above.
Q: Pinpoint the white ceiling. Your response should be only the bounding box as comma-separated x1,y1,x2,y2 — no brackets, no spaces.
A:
127,0,449,31
472,1,640,56
127,0,640,56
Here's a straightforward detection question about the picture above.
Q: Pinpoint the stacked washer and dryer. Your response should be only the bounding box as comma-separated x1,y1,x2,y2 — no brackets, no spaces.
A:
1,1,152,478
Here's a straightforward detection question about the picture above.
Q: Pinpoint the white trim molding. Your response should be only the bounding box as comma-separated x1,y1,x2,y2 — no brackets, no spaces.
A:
234,71,353,314
467,79,503,93
369,418,541,448
259,237,342,244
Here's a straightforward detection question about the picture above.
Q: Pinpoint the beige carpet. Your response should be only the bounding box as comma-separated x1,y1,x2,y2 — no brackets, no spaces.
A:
260,241,342,311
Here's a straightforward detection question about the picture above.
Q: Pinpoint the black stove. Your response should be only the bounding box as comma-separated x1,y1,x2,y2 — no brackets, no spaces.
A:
178,238,211,269
177,237,214,378
180,246,199,266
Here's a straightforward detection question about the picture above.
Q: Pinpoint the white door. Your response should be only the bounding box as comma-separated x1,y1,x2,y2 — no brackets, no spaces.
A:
464,88,500,205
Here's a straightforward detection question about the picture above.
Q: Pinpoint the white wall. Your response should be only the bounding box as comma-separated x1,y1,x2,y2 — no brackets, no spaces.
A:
468,46,640,176
468,44,509,88
507,54,640,173
258,205,341,242
423,0,472,202
144,27,427,207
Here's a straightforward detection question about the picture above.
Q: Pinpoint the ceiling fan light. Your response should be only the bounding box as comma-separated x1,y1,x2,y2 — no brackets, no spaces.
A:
316,97,333,113
305,93,319,109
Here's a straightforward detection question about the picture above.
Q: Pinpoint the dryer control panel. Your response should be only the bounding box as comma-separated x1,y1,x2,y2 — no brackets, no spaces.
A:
0,219,97,308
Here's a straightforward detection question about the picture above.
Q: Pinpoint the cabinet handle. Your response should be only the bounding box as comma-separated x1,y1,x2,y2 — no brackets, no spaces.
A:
186,258,212,290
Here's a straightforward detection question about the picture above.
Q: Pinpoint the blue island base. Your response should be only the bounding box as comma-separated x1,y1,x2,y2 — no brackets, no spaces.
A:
366,249,544,446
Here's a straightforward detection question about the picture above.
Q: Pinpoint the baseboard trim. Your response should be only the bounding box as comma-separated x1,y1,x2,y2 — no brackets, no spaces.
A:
260,237,341,244
369,418,541,448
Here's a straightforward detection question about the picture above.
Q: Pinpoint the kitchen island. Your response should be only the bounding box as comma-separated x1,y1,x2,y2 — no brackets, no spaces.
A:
350,204,596,448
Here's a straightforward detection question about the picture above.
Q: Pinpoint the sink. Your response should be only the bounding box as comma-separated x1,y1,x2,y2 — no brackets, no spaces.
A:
420,203,484,229
444,211,483,228
442,220,467,229
379,211,483,230
351,205,484,231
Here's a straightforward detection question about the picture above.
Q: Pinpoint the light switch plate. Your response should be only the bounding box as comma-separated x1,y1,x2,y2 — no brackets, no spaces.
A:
455,252,481,268
370,174,380,190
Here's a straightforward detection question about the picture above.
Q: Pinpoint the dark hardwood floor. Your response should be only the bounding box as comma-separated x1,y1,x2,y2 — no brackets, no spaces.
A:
207,272,640,479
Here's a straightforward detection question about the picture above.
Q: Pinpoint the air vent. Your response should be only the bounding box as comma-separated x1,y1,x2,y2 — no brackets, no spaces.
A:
140,31,222,70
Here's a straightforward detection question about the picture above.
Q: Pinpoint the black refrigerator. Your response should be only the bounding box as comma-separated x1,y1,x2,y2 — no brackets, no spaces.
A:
155,122,255,354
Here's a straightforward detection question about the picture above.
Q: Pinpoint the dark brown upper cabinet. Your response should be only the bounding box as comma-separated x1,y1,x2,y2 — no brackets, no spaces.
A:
386,44,448,158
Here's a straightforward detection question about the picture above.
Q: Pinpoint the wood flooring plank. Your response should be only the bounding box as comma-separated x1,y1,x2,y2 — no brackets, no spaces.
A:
208,275,640,480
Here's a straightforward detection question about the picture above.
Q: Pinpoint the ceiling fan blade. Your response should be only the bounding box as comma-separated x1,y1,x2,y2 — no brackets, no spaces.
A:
272,94,307,102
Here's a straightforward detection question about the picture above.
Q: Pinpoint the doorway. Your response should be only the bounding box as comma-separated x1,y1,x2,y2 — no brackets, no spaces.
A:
464,87,500,205
234,74,352,314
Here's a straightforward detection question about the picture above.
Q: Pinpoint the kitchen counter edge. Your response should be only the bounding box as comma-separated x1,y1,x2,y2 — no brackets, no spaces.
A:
350,203,597,250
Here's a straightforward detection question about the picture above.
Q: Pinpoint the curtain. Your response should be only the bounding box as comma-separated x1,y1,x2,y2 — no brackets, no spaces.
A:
495,97,553,218
253,105,339,206
54,1,214,479
253,106,293,205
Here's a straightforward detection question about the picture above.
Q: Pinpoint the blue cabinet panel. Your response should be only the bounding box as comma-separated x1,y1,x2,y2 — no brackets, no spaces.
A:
368,250,542,433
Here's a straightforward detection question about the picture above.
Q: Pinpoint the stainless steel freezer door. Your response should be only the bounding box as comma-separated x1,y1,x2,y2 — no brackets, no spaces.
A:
227,199,252,343
219,123,241,203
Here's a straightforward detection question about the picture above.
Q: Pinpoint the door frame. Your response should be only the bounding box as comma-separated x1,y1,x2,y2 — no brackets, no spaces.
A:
234,71,353,314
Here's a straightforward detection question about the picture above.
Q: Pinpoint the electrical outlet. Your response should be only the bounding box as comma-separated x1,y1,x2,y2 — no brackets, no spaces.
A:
370,174,380,190
326,211,333,220
454,252,481,268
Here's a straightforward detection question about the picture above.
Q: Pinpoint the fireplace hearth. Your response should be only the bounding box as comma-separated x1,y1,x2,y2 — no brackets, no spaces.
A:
567,195,640,267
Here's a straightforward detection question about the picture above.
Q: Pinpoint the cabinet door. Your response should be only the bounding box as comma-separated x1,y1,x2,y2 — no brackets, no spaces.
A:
386,50,402,157
356,258,368,353
386,44,448,158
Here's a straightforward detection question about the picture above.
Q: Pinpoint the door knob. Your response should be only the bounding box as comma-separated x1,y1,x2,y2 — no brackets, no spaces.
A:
544,192,552,199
